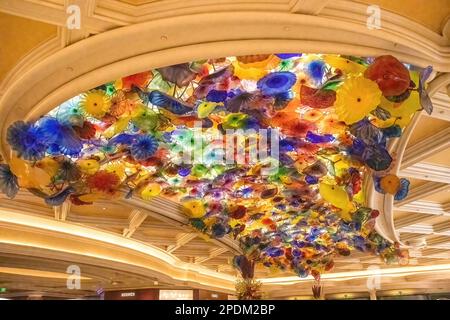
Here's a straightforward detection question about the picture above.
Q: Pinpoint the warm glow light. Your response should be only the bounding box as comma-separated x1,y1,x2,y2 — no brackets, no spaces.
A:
159,290,194,300
0,267,91,280
0,208,236,290
259,264,450,285
1,208,448,291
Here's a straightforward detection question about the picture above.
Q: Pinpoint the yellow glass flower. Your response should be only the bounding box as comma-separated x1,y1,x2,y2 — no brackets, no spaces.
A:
104,162,127,181
303,109,323,122
232,56,279,81
323,55,366,75
76,159,100,175
319,182,355,221
140,183,162,200
80,90,111,118
319,114,346,134
380,174,401,195
103,116,131,138
9,155,52,189
372,71,420,128
334,76,382,124
182,199,206,218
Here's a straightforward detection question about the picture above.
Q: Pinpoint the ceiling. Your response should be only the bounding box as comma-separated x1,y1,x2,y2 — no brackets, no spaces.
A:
0,0,448,299
356,0,450,33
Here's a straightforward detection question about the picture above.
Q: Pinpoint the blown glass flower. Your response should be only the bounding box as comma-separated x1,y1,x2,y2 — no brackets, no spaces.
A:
1,53,418,280
257,72,296,95
130,134,159,160
86,170,120,193
334,76,382,124
80,90,111,118
364,55,411,96
7,121,47,161
0,164,19,199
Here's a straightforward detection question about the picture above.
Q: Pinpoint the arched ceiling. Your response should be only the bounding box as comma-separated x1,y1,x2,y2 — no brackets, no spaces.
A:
0,0,449,299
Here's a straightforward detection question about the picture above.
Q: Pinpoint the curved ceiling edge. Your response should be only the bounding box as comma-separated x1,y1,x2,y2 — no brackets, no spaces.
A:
0,207,236,292
1,10,450,158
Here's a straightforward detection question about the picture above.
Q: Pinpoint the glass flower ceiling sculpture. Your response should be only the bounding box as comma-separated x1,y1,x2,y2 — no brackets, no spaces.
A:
1,53,433,280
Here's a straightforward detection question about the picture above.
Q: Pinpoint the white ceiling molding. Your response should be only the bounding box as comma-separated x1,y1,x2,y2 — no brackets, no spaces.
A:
395,214,437,229
400,163,450,184
401,128,450,169
289,0,330,14
429,91,450,121
395,200,450,216
398,224,450,237
0,0,120,33
395,182,449,207
0,208,237,291
166,233,197,253
122,209,147,238
6,189,242,254
194,247,228,264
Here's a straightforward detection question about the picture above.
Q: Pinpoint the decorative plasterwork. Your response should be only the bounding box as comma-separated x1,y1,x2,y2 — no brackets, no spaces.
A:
0,208,237,292
400,163,450,184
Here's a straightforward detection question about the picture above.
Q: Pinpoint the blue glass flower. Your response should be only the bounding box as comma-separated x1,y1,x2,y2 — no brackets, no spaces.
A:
109,133,137,146
306,131,335,143
353,235,367,252
36,117,82,156
394,178,410,201
279,153,294,166
178,167,191,177
382,125,402,139
257,72,296,95
36,117,65,144
130,135,159,160
294,266,309,278
305,175,318,184
276,53,302,59
0,164,19,199
279,139,296,152
149,90,193,115
211,223,227,238
349,139,365,157
47,144,62,155
45,186,75,206
350,118,383,145
307,60,326,82
56,101,84,127
7,121,47,161
266,247,284,257
373,175,383,194
206,90,228,102
203,148,225,165
362,145,392,171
